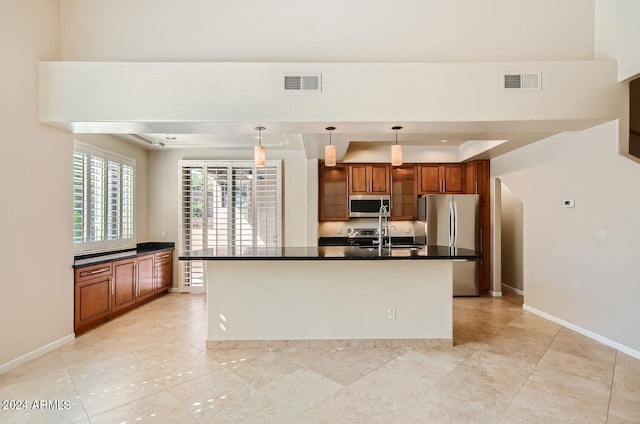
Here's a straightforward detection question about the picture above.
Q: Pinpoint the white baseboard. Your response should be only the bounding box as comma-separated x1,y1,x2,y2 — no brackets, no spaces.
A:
523,304,640,361
168,287,179,293
0,333,75,374
489,290,502,297
502,284,524,296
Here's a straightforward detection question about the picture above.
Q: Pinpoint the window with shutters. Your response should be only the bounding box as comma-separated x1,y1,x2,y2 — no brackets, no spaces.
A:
179,160,281,290
74,142,135,253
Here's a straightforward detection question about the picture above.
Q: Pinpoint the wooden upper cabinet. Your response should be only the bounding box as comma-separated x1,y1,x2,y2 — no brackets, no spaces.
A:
390,165,417,220
349,164,390,195
418,165,441,193
319,164,349,221
418,164,464,194
465,160,489,202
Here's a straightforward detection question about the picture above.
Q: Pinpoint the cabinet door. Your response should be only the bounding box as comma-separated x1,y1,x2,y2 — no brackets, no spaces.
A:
418,165,441,194
390,165,417,220
319,165,349,221
154,250,173,292
349,165,369,194
464,160,488,202
75,277,111,330
441,164,464,193
369,165,390,194
136,255,155,301
478,202,491,291
112,259,136,312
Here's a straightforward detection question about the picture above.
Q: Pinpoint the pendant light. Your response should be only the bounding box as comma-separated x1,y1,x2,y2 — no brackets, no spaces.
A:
324,126,337,167
391,126,403,166
254,126,266,167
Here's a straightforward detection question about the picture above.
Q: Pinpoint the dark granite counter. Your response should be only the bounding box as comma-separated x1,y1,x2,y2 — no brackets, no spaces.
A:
73,242,175,268
179,245,481,261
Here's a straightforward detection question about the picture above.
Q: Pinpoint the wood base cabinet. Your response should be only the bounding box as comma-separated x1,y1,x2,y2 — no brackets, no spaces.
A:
154,251,173,292
74,249,174,333
112,259,136,312
136,255,155,301
74,263,112,333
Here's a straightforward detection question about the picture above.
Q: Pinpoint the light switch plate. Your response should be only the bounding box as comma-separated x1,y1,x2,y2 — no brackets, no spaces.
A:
595,228,607,240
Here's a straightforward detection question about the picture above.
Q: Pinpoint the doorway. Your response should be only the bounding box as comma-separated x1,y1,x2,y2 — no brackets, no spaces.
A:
500,181,524,295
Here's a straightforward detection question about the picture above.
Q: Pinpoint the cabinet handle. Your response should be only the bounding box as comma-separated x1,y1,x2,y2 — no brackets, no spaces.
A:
475,181,478,194
89,267,109,275
158,254,170,259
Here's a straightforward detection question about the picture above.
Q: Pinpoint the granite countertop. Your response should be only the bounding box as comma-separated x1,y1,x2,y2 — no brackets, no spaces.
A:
73,242,175,268
179,245,481,261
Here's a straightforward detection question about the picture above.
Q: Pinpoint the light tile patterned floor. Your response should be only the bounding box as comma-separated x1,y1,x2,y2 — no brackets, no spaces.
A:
1,292,639,423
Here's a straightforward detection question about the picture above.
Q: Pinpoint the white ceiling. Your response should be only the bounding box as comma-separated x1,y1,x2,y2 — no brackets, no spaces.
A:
113,118,608,161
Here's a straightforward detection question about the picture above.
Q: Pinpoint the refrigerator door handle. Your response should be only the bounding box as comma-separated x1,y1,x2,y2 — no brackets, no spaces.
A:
453,199,458,248
448,200,454,247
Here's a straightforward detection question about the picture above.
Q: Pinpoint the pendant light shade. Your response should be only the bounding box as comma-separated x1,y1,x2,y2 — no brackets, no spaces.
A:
391,126,403,166
324,126,337,167
254,126,266,167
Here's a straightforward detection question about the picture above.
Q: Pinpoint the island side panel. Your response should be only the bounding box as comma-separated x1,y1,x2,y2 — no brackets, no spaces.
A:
205,260,452,342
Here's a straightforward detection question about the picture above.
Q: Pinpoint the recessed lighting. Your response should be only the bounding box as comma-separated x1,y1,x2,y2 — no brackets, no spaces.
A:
440,139,448,143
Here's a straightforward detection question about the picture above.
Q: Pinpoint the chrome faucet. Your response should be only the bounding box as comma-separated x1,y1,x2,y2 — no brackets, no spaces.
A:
377,203,391,255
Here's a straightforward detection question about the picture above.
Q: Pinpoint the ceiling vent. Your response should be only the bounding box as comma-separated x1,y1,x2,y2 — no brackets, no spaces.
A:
501,73,541,91
283,74,322,91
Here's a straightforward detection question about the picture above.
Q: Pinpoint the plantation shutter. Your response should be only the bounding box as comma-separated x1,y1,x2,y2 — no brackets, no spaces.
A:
179,160,281,291
73,142,136,253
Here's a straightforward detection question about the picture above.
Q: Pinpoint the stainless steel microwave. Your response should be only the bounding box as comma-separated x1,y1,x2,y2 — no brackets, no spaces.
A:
349,195,390,218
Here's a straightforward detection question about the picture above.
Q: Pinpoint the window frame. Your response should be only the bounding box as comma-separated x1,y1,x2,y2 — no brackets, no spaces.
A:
73,141,136,254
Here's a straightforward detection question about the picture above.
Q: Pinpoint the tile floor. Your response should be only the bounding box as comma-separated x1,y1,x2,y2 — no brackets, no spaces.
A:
1,292,639,423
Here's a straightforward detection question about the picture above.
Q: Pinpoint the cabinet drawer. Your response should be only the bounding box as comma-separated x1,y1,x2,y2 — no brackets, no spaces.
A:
75,263,113,282
154,250,173,265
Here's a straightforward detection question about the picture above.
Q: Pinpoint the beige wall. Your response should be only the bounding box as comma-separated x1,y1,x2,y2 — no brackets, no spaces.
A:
492,121,640,353
595,0,640,81
60,0,594,62
73,134,150,243
0,0,75,367
40,61,620,127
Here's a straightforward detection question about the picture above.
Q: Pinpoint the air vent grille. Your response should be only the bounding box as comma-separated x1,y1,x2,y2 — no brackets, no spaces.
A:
501,73,541,91
283,74,321,91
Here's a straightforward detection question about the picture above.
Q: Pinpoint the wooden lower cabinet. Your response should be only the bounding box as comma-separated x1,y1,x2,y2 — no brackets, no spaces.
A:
136,255,155,301
74,263,112,332
154,251,173,292
112,259,136,312
74,249,174,333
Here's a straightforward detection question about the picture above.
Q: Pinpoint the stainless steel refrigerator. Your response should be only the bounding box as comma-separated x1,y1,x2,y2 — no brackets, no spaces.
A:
415,194,480,296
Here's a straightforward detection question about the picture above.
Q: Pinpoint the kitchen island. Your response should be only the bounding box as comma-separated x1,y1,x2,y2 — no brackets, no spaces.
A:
179,246,481,348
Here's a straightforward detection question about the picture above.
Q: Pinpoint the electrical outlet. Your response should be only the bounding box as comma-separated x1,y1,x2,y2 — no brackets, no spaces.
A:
595,228,607,240
387,307,396,320
160,230,166,239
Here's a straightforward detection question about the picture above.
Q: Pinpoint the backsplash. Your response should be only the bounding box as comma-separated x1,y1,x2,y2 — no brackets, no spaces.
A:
318,218,415,238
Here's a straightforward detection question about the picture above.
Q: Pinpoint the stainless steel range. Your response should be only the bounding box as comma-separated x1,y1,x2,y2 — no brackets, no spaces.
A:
346,228,385,246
